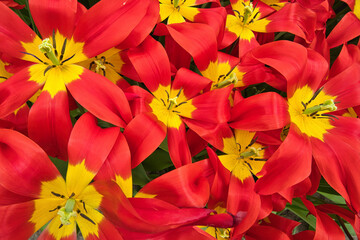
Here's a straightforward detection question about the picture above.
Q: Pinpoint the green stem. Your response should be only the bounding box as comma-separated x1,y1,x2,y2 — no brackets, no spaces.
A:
25,0,41,37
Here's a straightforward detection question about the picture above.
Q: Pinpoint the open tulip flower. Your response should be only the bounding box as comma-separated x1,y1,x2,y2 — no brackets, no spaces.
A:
229,41,360,222
124,36,231,168
0,113,126,239
0,0,158,160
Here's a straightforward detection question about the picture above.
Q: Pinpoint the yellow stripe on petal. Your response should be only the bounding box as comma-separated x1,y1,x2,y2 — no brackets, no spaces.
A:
21,37,50,64
160,4,175,22
222,136,238,155
0,60,12,80
29,64,83,98
226,14,242,39
348,107,359,118
47,215,76,240
179,6,200,22
53,32,87,64
43,65,83,98
175,99,196,119
152,84,171,102
28,64,49,85
77,185,103,210
115,175,133,198
66,160,96,197
39,176,68,199
218,154,239,173
234,129,256,151
201,60,219,83
135,192,157,198
168,10,186,24
248,18,271,33
232,159,253,182
239,26,256,42
76,206,104,239
354,0,360,19
30,198,65,231
167,111,183,128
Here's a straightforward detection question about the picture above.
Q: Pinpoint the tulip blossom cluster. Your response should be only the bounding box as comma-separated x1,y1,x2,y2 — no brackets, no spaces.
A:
0,0,360,239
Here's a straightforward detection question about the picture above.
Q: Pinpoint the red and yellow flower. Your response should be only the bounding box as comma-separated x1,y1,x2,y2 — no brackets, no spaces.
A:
125,36,231,168
0,113,127,239
0,0,158,160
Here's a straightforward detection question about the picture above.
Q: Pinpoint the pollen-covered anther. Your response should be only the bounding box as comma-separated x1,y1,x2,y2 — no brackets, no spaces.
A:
39,38,60,66
57,198,77,225
303,99,338,115
243,3,254,24
94,59,106,73
240,146,261,158
216,72,238,89
217,228,230,239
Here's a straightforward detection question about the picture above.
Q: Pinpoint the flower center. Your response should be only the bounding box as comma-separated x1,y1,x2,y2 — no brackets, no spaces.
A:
300,87,338,120
171,0,185,8
57,198,77,225
233,2,259,25
163,87,187,111
89,56,113,76
49,191,96,229
216,227,230,239
214,66,238,89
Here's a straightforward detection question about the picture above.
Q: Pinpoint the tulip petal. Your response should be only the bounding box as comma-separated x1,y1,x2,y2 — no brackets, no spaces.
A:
28,91,72,160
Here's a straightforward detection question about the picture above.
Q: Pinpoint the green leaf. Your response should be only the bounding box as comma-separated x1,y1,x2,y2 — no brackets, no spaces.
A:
286,198,316,229
132,164,150,186
317,191,346,205
142,148,173,172
159,137,169,152
49,156,68,179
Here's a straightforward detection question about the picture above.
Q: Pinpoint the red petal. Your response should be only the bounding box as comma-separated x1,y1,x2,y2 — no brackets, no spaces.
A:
171,68,211,100
127,36,171,92
255,127,312,195
249,41,308,91
95,132,132,197
66,68,132,127
0,67,41,118
230,92,289,131
267,2,316,42
155,22,218,71
0,129,61,197
327,12,360,48
245,225,291,240
123,113,166,168
116,0,159,50
228,176,261,236
0,201,36,239
167,123,192,168
0,3,37,58
0,104,29,135
0,185,33,205
68,113,119,173
206,146,230,208
28,91,72,160
324,63,360,110
84,218,124,240
302,198,345,240
74,0,152,57
136,161,210,208
29,0,78,38
191,86,231,124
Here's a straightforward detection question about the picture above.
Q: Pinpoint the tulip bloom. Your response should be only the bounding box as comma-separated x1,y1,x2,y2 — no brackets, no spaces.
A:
125,36,231,168
0,112,127,239
224,0,316,57
0,0,158,160
229,41,360,220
